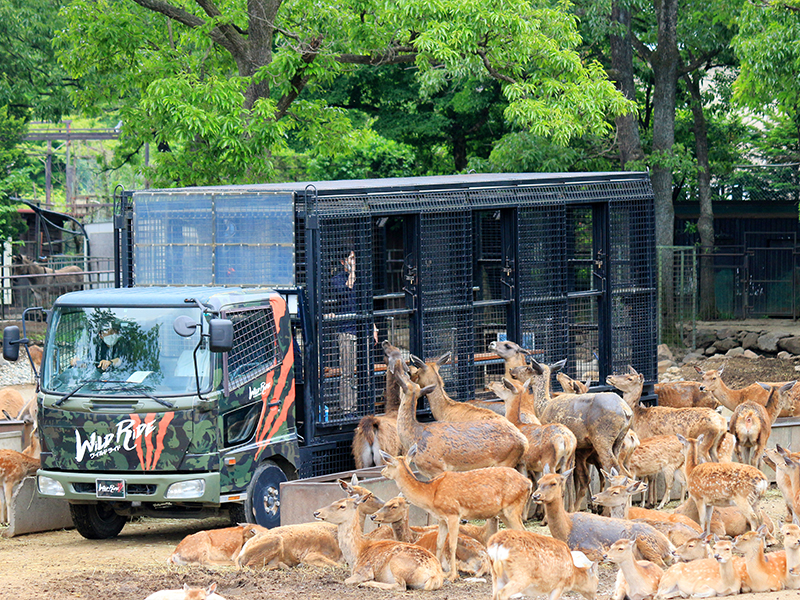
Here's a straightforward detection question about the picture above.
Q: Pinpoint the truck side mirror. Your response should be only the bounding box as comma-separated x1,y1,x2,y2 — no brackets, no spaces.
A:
208,319,233,353
3,326,21,362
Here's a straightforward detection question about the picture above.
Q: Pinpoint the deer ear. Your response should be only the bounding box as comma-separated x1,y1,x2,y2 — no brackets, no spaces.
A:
693,365,704,375
550,359,567,373
437,352,452,366
207,583,217,594
409,354,425,368
337,479,350,492
562,467,574,480
379,449,394,464
677,434,687,444
183,584,191,591
350,472,359,485
421,384,437,396
718,364,725,376
503,378,516,391
757,381,769,391
782,381,797,392
757,524,767,536
407,443,418,460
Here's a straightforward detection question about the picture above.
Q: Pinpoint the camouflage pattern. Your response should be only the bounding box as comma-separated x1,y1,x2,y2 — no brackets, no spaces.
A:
38,287,301,504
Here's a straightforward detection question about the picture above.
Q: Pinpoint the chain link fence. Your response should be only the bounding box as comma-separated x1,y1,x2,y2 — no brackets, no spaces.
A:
657,246,697,350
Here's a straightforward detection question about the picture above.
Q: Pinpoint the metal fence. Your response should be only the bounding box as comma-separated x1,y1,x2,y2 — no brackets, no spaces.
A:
657,246,697,350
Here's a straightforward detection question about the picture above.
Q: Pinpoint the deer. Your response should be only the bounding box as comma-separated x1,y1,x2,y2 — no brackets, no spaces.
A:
782,523,800,589
0,448,40,524
626,435,686,509
672,536,713,563
531,469,674,566
732,525,785,592
313,494,444,591
604,537,663,600
379,446,531,581
235,521,343,569
168,523,268,566
392,371,528,479
512,358,633,502
0,388,26,422
336,473,387,531
728,381,794,469
607,367,726,463
674,498,777,543
351,340,405,468
369,493,491,577
15,255,83,306
409,352,511,422
655,536,740,598
678,434,768,535
557,372,591,394
764,445,800,524
697,364,800,417
487,529,599,600
654,381,718,409
144,583,226,600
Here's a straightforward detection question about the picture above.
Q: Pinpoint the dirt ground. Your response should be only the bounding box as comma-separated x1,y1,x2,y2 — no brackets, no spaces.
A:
3,355,800,600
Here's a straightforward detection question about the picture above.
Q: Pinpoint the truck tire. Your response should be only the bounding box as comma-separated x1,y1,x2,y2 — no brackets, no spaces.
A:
69,503,127,539
245,460,287,528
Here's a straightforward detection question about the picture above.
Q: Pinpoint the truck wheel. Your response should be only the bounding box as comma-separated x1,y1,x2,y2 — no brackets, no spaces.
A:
69,503,127,539
245,460,287,528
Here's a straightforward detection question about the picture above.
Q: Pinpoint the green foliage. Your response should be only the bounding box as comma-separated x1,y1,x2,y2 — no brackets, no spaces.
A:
304,129,417,180
0,106,31,240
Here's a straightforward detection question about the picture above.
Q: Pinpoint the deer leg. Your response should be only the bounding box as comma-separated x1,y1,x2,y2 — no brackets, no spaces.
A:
694,497,712,534
705,429,723,463
435,520,448,565
741,445,752,467
733,497,762,532
547,585,566,600
657,469,675,510
445,515,460,581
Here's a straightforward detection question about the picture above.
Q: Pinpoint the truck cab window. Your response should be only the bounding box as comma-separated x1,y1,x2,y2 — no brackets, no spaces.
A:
224,308,279,389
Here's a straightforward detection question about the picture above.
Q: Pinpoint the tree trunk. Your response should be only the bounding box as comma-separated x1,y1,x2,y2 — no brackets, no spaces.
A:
686,73,716,319
610,1,644,167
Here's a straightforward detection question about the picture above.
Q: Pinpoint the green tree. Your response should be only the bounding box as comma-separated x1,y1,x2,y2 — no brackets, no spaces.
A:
56,0,633,186
0,107,31,240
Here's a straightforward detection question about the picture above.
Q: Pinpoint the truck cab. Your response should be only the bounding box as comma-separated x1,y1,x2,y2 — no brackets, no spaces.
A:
7,286,298,538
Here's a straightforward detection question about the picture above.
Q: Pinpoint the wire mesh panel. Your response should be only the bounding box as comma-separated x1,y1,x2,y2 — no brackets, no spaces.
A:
224,307,279,391
656,246,697,352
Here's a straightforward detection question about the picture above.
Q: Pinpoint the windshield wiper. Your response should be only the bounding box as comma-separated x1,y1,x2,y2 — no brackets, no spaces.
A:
54,380,104,407
104,380,175,409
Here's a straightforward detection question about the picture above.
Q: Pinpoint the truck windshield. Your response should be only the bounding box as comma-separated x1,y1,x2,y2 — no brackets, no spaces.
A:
42,306,213,397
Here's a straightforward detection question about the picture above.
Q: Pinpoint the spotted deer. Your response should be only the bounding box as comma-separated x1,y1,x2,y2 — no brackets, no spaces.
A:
313,494,444,591
654,381,718,409
0,449,40,524
627,434,686,509
782,523,800,589
732,525,785,593
604,537,663,600
697,365,800,417
487,529,598,600
656,536,740,599
678,434,768,535
235,521,343,569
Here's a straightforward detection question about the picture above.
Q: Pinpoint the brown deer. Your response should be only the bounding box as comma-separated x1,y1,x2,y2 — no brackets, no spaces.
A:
409,352,511,422
764,445,800,524
513,359,633,492
144,583,226,600
0,449,40,524
336,473,387,531
235,521,343,569
697,364,800,417
556,372,591,394
169,524,268,566
728,381,794,469
532,469,674,566
313,494,444,590
656,536,740,598
607,368,726,462
672,535,713,563
627,434,686,509
678,434,768,535
782,523,800,589
732,525,785,592
654,381,718,409
0,388,26,422
379,446,531,581
487,529,599,600
369,494,491,576
351,340,405,468
604,537,663,600
674,498,777,542
393,373,527,479
591,481,702,533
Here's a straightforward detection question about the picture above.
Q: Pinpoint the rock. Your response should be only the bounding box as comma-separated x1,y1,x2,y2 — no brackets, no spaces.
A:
757,332,786,354
741,332,760,350
716,328,736,340
714,337,740,352
778,336,800,356
742,349,760,359
777,351,794,360
695,331,717,348
725,347,744,358
681,351,705,365
705,346,718,356
657,344,674,362
658,360,675,375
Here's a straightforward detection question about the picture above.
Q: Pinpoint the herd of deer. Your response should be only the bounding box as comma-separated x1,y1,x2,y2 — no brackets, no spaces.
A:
145,339,800,599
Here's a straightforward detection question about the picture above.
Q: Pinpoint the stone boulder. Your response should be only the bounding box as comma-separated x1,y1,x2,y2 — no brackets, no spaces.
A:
778,336,800,356
741,332,761,351
757,332,786,354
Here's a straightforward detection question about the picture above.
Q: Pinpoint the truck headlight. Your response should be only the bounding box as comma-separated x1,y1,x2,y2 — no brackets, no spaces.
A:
165,479,205,499
38,476,65,496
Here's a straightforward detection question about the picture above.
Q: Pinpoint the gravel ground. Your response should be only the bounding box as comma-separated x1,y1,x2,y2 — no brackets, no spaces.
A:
0,357,36,386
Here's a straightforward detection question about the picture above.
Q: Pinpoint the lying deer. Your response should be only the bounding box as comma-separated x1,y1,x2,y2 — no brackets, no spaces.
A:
697,364,800,417
336,473,387,531
654,381,718,409
674,497,777,543
144,583,226,600
532,469,674,566
728,381,795,469
732,525,785,593
351,341,406,468
656,536,739,598
487,529,598,600
370,494,491,576
169,524,268,566
672,536,712,563
393,373,527,479
0,449,40,524
379,446,531,581
235,521,343,569
783,523,800,589
607,368,726,462
313,494,444,591
763,446,800,524
679,434,768,535
604,537,663,600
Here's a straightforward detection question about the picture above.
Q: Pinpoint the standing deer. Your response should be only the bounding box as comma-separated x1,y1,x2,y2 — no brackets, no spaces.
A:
697,364,800,417
487,529,599,600
392,373,528,479
782,523,800,589
313,494,444,591
678,434,768,535
654,381,718,409
607,367,726,462
379,446,531,581
626,435,686,509
727,381,794,469
764,445,800,524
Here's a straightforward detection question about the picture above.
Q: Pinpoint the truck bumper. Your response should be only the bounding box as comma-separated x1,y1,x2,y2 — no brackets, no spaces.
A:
37,469,221,505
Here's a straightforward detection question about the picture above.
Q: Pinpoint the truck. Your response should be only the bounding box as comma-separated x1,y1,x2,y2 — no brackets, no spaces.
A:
4,172,658,538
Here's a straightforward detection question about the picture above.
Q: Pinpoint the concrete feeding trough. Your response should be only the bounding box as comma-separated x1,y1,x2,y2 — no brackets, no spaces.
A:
279,466,431,531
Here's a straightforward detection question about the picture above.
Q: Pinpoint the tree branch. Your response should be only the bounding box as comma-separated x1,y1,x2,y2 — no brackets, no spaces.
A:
336,47,417,66
630,31,653,65
678,48,723,77
275,37,321,119
476,48,516,85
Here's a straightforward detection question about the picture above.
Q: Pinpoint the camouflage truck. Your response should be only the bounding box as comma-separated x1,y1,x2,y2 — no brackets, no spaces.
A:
3,172,659,539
